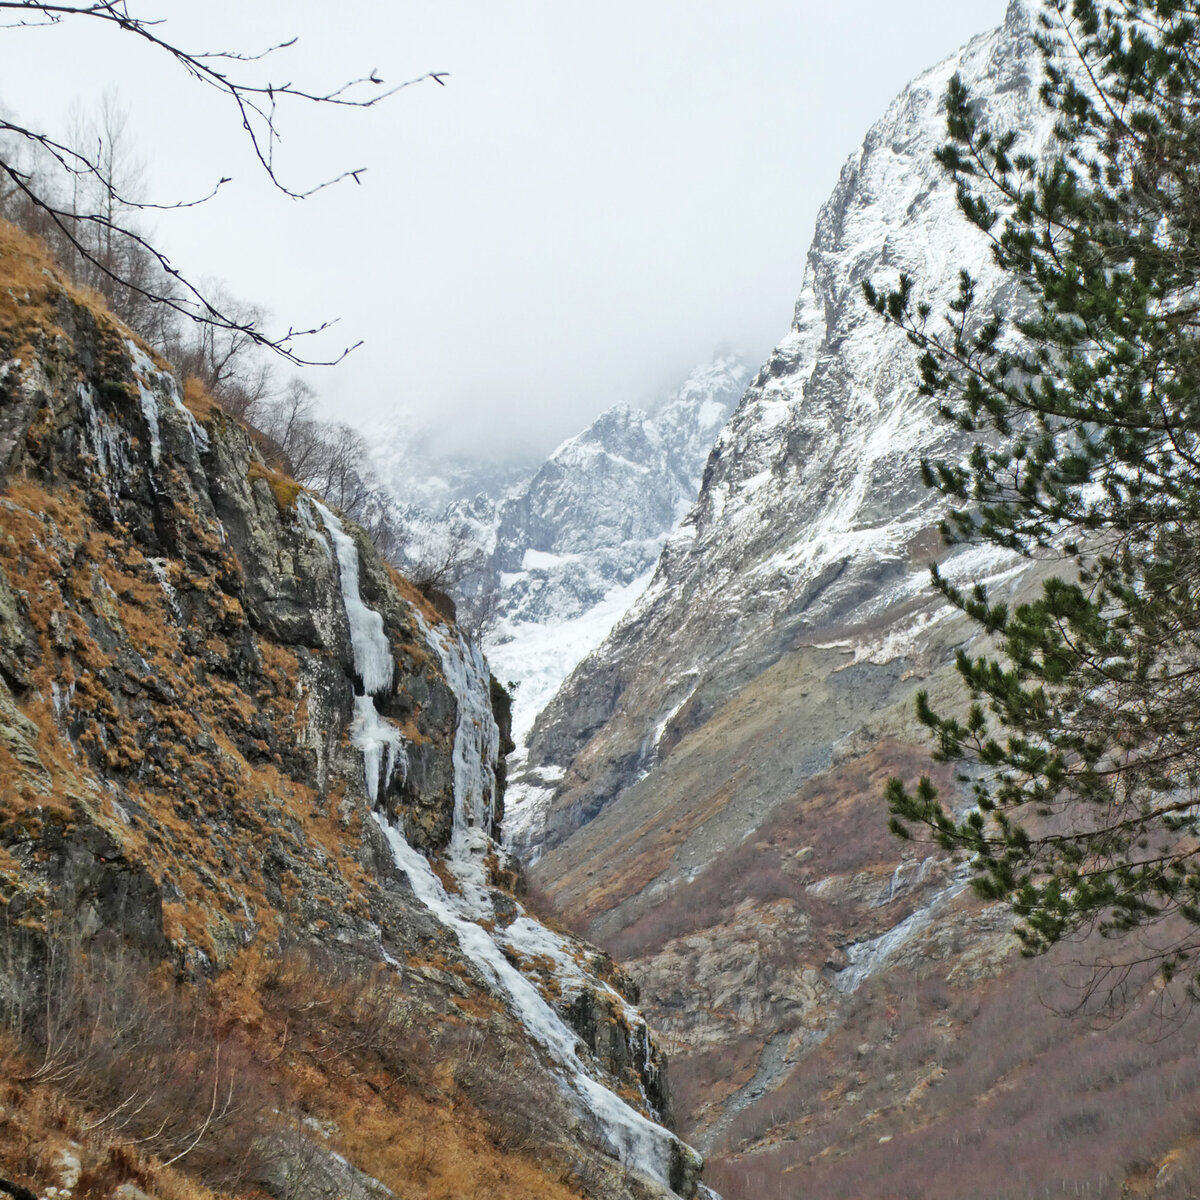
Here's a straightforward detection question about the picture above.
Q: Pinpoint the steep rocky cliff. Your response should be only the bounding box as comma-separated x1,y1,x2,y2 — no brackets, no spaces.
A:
522,5,1200,1197
0,222,705,1200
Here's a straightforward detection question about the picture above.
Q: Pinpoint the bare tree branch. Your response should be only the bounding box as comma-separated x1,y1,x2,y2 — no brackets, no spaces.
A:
0,2,446,365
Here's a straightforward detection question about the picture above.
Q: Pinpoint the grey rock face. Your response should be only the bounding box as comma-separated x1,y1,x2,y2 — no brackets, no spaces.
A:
522,0,1049,857
0,265,703,1198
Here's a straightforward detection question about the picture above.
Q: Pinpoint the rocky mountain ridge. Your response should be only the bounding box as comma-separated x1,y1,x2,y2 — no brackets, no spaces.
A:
520,4,1051,852
0,221,706,1200
371,355,749,748
520,4,1200,1197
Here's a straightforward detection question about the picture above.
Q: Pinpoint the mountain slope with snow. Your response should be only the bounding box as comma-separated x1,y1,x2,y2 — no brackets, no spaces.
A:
485,354,749,742
519,1,1049,856
508,6,1200,1197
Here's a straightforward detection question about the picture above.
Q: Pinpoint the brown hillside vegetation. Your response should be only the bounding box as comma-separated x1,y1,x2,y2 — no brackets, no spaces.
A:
0,939,589,1200
532,631,1200,1198
0,219,666,1200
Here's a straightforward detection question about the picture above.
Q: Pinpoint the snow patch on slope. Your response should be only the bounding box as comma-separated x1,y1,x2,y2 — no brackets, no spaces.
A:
489,567,657,745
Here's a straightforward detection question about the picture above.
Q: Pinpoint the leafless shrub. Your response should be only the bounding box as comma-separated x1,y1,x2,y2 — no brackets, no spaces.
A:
405,525,487,597
0,925,273,1193
162,285,276,422
258,940,440,1091
451,1030,564,1157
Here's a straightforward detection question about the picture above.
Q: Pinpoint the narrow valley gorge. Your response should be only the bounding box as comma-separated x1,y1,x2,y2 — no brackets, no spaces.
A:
5,2,1200,1199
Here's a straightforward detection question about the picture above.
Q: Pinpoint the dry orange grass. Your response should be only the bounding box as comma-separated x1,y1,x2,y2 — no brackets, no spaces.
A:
0,221,113,347
0,939,594,1200
0,218,602,1200
246,458,304,509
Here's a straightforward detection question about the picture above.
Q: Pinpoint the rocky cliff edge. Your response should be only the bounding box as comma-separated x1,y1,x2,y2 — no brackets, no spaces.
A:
0,221,703,1200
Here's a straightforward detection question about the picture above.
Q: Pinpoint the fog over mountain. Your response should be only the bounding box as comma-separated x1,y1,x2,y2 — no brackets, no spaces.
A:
0,1,1007,462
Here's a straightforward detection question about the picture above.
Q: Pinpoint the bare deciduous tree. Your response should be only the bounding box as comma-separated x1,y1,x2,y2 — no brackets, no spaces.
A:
0,1,446,366
161,283,275,422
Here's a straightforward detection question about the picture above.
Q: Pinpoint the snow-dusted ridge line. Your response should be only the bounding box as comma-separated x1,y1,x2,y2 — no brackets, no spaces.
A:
521,0,1056,851
313,499,695,1193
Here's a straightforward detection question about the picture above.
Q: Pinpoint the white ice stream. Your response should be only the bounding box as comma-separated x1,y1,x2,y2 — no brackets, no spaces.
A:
834,864,972,995
309,499,408,803
311,500,690,1194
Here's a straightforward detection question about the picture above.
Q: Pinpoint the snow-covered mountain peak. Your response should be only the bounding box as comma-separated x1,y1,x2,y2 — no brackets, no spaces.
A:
517,2,1053,856
370,353,750,754
484,353,750,742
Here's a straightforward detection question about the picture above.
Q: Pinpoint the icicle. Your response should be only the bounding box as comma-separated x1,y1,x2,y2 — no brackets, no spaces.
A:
308,499,394,696
124,339,210,462
351,693,408,804
305,497,407,805
78,382,129,491
411,610,503,914
413,611,501,835
136,373,163,464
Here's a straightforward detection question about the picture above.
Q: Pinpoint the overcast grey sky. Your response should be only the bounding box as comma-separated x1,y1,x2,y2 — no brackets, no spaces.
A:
2,1,1009,461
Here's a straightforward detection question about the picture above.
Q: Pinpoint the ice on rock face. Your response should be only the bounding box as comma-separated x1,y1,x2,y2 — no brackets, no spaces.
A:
834,865,972,995
373,813,690,1191
124,339,210,464
308,496,693,1192
308,499,395,696
351,693,408,805
136,374,162,465
401,615,694,1188
148,557,182,622
78,382,130,490
412,611,504,913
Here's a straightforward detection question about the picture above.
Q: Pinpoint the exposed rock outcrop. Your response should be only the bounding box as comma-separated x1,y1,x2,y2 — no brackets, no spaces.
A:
0,222,703,1200
522,6,1200,1198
